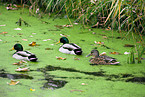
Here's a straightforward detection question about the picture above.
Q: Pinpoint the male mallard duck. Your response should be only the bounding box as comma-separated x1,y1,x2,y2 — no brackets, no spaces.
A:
57,37,82,55
11,43,38,62
86,49,120,65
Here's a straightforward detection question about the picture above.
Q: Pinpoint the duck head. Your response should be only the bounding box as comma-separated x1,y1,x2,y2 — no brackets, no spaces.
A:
12,43,23,51
57,37,69,44
86,49,99,58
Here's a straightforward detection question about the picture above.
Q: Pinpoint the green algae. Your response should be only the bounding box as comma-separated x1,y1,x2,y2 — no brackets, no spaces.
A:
0,3,145,97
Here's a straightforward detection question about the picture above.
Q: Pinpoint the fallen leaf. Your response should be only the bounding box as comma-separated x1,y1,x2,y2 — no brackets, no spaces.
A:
0,32,8,34
124,44,135,47
29,42,40,46
29,35,33,37
62,24,73,28
14,28,21,30
103,36,108,39
13,62,22,65
7,79,19,85
0,24,6,26
22,39,28,41
17,33,23,35
74,58,80,60
54,25,64,29
81,83,88,85
73,23,78,25
70,90,84,92
124,52,130,55
45,48,53,50
94,41,104,45
30,88,36,91
109,52,120,55
15,67,30,72
13,60,27,65
60,34,70,37
136,41,141,43
56,57,66,60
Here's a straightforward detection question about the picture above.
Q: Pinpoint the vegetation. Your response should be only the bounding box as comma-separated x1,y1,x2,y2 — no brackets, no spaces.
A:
3,0,145,34
2,0,145,63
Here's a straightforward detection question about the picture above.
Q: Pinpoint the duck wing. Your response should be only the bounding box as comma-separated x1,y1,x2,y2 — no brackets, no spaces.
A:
15,51,33,57
62,43,81,51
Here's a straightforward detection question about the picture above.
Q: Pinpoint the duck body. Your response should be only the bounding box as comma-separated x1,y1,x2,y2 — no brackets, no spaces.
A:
58,37,82,55
12,43,38,62
87,49,120,65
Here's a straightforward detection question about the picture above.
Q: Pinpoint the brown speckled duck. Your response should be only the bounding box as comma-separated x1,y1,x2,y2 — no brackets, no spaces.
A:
86,49,120,65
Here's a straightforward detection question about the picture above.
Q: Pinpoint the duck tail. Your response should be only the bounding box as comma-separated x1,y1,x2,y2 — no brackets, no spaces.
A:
74,49,82,55
110,62,120,65
28,55,38,62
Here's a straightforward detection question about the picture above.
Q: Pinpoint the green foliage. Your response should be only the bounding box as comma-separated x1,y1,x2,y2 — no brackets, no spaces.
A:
3,0,144,34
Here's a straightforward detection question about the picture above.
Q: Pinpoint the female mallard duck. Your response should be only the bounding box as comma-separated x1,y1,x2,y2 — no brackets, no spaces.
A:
57,37,82,55
86,49,120,65
11,43,38,62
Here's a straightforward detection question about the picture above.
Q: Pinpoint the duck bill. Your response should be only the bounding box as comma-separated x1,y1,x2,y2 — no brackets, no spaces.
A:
9,47,14,51
56,41,60,44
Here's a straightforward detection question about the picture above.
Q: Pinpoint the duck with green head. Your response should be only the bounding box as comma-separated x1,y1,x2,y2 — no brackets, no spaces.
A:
57,37,82,55
86,49,120,65
11,43,38,62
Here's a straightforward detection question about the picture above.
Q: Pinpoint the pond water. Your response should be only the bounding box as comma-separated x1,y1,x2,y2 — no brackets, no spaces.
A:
0,3,145,97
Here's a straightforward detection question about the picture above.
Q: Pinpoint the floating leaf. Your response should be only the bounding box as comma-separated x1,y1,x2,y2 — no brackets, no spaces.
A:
29,42,40,46
124,44,135,47
45,48,53,50
70,90,84,92
17,33,23,35
73,23,78,25
109,52,120,55
62,24,73,28
54,25,64,29
136,41,141,43
14,28,21,30
60,34,70,37
13,62,22,65
13,60,27,65
56,57,66,60
74,58,80,60
124,52,130,55
22,39,28,41
0,24,6,26
103,36,108,39
29,35,33,37
94,41,104,45
15,67,30,72
81,83,88,85
30,88,36,91
0,32,8,34
7,79,19,85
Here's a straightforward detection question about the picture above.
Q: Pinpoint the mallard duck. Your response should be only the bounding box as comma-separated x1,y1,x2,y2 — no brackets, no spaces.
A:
86,49,120,65
57,37,82,55
11,43,38,62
